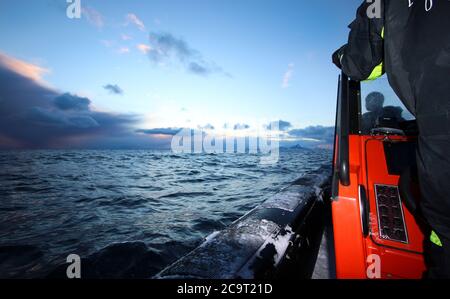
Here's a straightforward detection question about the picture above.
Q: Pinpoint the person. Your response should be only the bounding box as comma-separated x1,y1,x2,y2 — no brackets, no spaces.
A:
380,106,405,125
362,92,385,133
332,0,450,278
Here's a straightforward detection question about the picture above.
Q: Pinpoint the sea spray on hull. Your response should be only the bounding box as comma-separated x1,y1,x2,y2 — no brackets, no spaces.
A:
156,165,331,279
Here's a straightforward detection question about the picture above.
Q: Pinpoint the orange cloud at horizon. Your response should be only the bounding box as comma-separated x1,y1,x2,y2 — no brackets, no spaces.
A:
0,52,49,83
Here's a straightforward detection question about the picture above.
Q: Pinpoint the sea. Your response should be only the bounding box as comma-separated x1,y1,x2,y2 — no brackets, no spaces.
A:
0,148,331,278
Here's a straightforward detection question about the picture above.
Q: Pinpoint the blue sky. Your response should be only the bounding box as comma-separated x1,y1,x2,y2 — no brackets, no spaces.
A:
0,0,363,149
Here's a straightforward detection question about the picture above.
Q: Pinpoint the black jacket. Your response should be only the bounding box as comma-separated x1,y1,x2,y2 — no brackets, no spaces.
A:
334,0,450,240
334,0,450,119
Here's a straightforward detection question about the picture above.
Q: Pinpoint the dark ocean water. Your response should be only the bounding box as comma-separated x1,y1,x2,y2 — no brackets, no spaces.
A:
0,148,331,278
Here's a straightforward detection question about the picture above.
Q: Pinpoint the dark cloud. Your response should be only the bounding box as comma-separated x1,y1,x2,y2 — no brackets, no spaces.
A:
288,126,335,143
233,123,250,130
146,32,227,77
104,84,124,95
266,120,292,131
278,120,293,131
136,128,182,136
188,62,209,76
0,54,138,149
54,93,91,110
148,32,191,62
26,107,98,129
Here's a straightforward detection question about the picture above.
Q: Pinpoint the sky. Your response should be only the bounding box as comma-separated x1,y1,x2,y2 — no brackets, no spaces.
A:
0,0,363,149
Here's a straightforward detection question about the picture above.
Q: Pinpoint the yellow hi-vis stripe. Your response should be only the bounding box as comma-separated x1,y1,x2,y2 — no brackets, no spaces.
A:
364,27,385,81
430,231,443,247
365,62,384,81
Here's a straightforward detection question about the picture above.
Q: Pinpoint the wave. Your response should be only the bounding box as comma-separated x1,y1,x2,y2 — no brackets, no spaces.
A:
158,191,215,199
0,245,44,279
191,218,225,233
46,241,199,279
0,206,27,212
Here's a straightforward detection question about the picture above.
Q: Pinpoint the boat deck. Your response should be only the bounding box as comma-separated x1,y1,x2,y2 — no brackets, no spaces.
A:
312,222,336,279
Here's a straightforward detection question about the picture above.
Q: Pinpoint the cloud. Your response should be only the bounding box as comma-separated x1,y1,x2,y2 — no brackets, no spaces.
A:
54,93,91,110
137,44,151,54
288,126,335,143
266,120,292,131
0,52,49,83
136,128,182,136
28,106,99,129
104,84,124,95
233,123,250,130
145,32,227,76
282,63,295,88
82,7,104,29
147,32,193,63
125,13,146,31
0,52,138,149
188,62,210,76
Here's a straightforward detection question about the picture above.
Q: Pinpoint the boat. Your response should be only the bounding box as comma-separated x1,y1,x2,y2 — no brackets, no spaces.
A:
331,72,426,279
156,72,426,279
